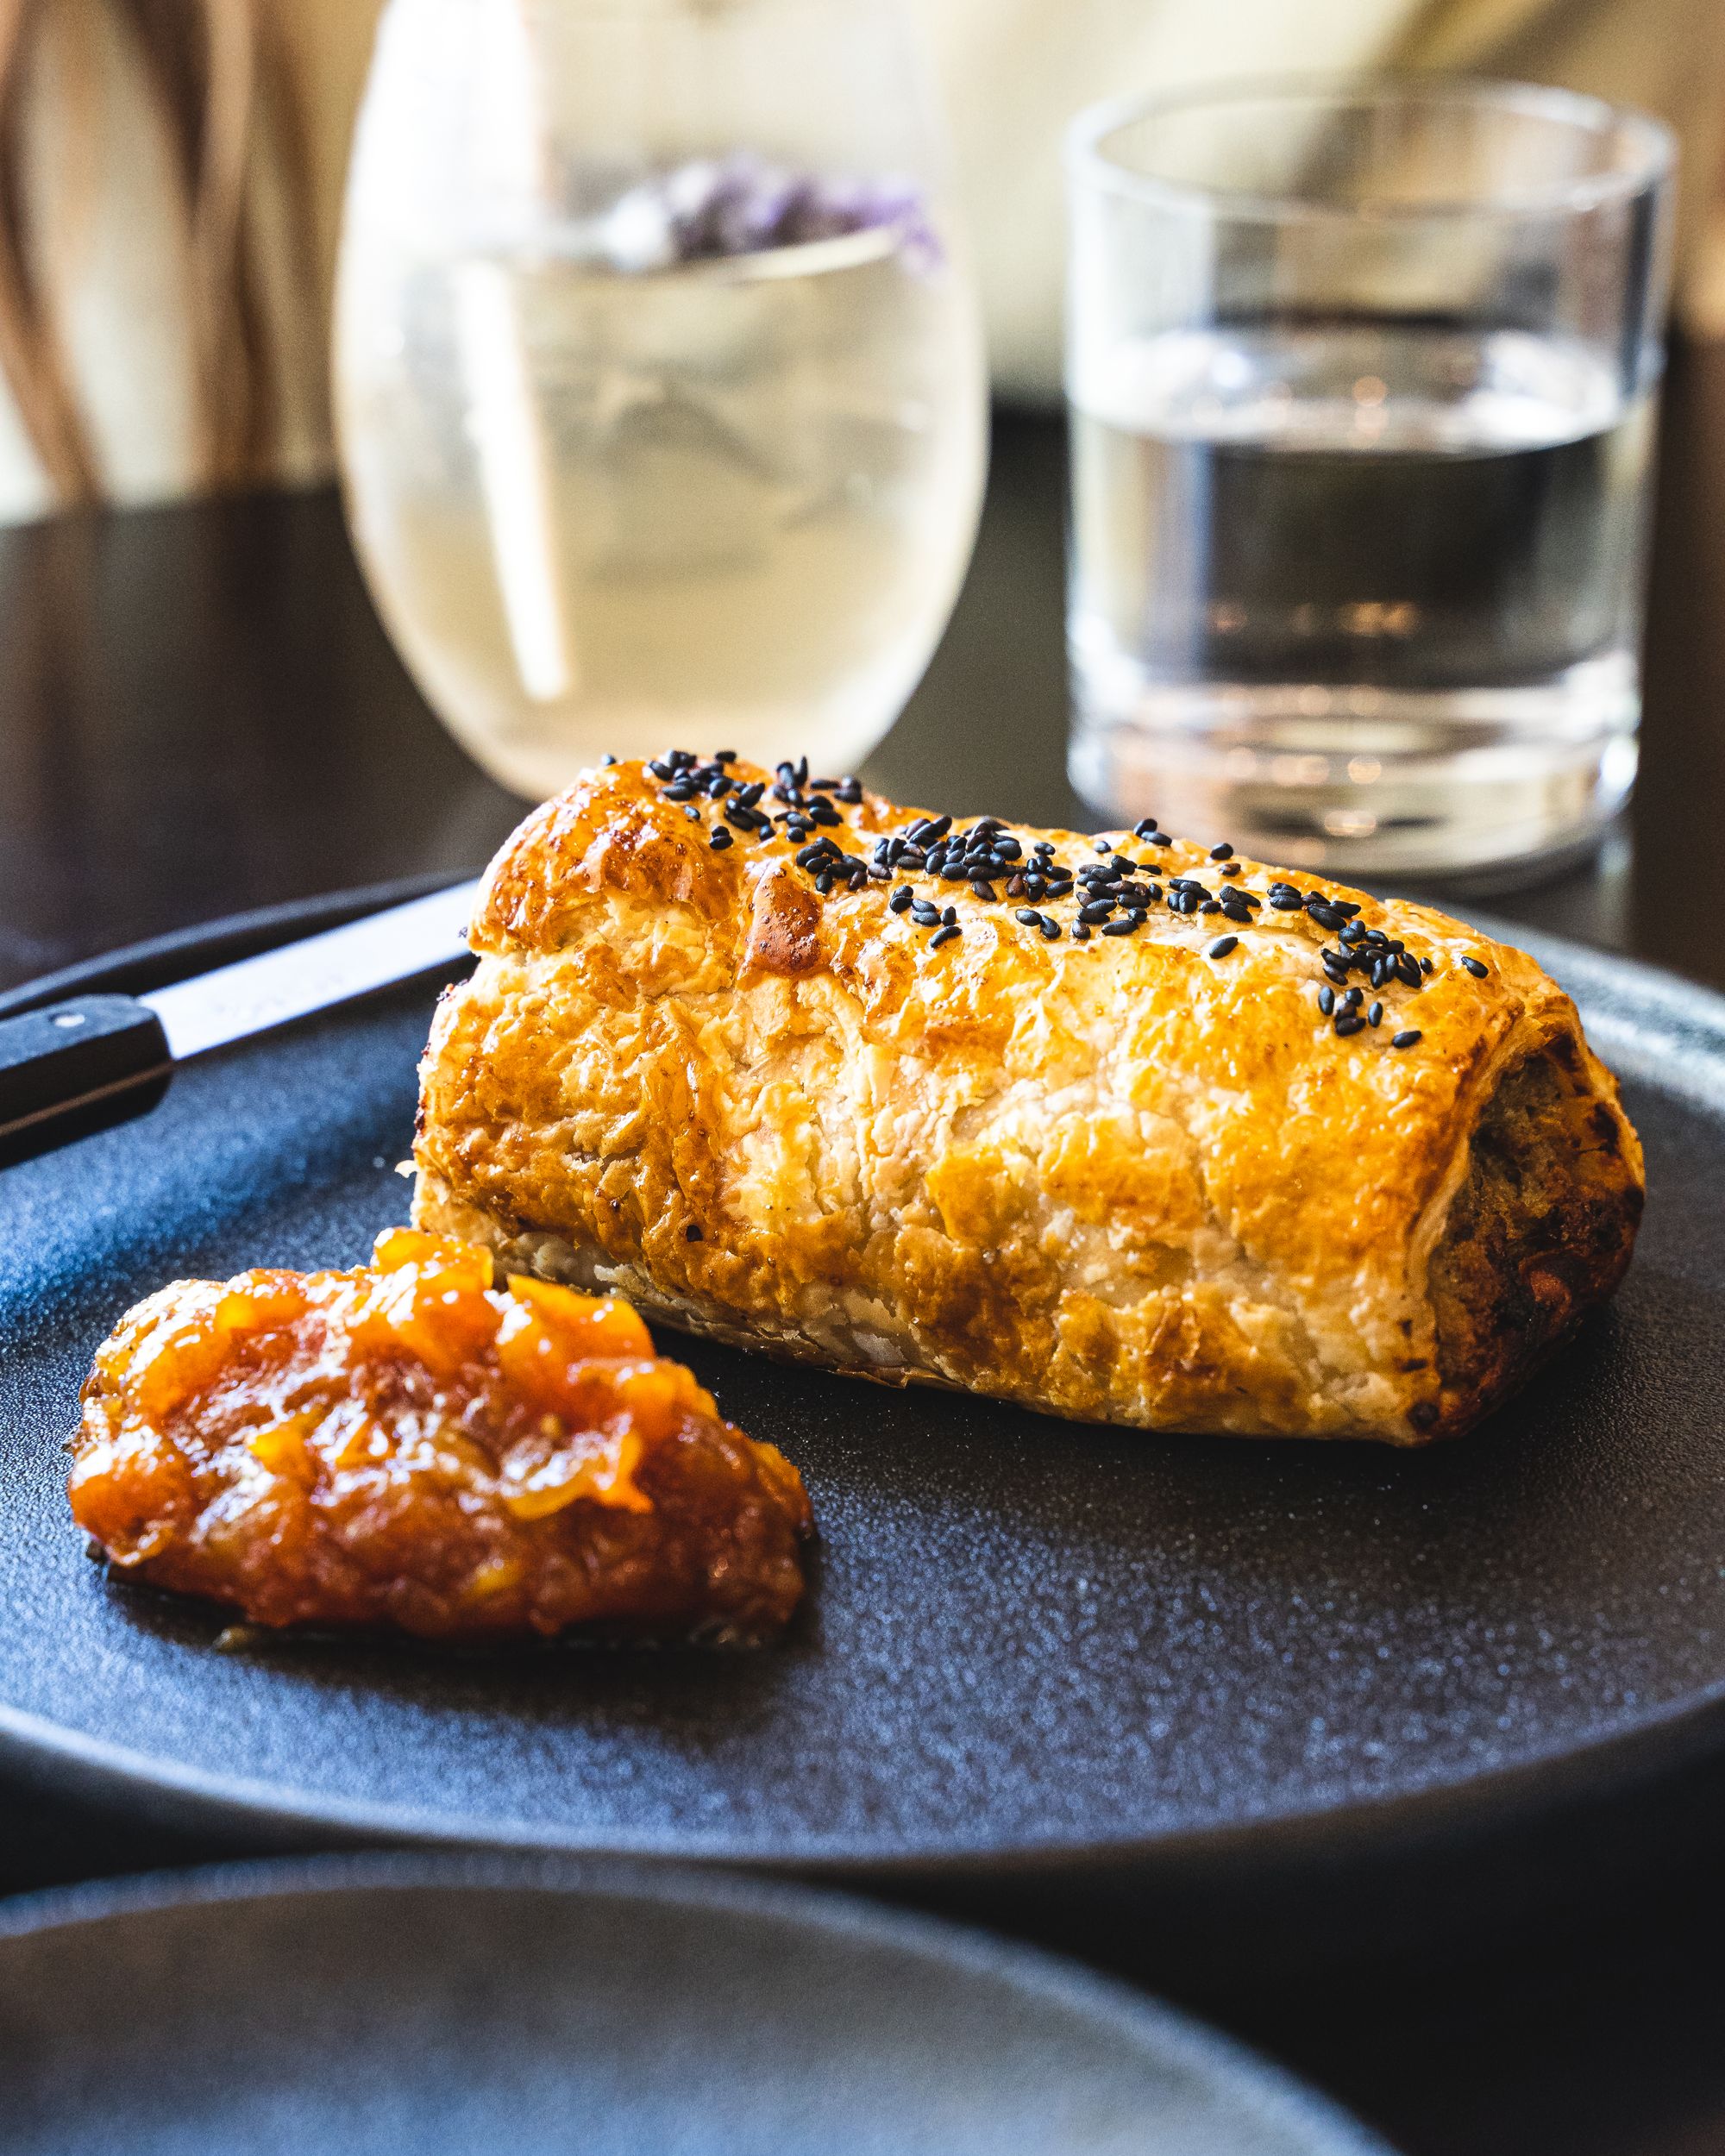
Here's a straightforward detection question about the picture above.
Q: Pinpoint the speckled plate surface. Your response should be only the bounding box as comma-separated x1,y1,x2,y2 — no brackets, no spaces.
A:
0,1855,1391,2155
1,904,1722,1946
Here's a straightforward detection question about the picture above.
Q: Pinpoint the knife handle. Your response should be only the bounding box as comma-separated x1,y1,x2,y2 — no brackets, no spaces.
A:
0,996,172,1167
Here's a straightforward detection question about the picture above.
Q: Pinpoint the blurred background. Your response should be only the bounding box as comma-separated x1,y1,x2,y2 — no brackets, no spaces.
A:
0,0,1717,518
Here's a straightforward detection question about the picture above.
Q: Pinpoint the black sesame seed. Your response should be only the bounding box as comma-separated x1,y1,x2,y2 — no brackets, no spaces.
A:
1209,842,1234,860
1317,985,1335,1016
1200,899,1221,915
685,1223,703,1242
1368,1001,1383,1027
974,881,999,902
1079,900,1115,924
835,778,863,804
662,780,698,801
1461,956,1489,978
1270,891,1304,912
814,870,834,895
1339,921,1366,946
912,902,941,925
600,752,618,766
1340,987,1363,1012
1132,818,1158,839
648,759,674,780
890,886,913,914
1039,917,1062,940
1093,837,1114,854
1395,954,1422,990
684,806,701,822
1015,908,1042,927
713,749,736,762
1207,935,1239,958
708,827,733,851
1392,1029,1423,1049
930,924,961,949
1101,919,1137,937
1073,924,1091,941
1420,956,1435,975
1334,1012,1366,1037
867,862,891,881
941,906,957,926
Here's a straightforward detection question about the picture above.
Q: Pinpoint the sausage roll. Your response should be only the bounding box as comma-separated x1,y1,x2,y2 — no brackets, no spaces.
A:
413,755,1644,1445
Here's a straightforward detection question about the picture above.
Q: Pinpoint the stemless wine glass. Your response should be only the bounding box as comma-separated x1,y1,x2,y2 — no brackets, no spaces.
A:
336,0,988,799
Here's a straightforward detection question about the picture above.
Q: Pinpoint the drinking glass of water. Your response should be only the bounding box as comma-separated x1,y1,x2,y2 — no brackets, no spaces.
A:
336,0,987,799
1065,78,1673,885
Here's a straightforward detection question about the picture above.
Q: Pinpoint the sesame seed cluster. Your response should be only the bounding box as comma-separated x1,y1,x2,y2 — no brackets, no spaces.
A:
625,749,1494,1049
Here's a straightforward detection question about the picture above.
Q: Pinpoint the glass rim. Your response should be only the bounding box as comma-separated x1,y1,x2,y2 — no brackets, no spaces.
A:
1066,73,1676,223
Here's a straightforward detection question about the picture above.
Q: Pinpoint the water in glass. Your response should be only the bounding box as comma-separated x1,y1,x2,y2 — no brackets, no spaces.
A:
1070,320,1655,875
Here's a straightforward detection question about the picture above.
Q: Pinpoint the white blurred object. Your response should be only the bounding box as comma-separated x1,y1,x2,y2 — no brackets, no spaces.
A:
451,260,574,705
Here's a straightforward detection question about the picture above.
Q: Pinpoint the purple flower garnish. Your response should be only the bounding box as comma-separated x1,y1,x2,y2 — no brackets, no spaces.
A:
594,152,941,273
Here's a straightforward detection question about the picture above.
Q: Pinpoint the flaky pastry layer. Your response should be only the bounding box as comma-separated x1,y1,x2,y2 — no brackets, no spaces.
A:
413,760,1643,1444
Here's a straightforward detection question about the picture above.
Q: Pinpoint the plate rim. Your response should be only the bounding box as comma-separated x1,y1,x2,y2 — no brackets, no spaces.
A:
0,1849,1393,2153
3,892,1724,1883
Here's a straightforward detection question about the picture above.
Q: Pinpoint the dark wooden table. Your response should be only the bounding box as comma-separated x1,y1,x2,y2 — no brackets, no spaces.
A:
3,342,1724,2156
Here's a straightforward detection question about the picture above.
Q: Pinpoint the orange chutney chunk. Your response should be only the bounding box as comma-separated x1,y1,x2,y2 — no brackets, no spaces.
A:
69,1232,812,1641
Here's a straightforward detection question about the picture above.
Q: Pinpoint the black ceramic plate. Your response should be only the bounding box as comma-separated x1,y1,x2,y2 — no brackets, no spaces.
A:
0,1856,1390,2154
2,904,1723,1945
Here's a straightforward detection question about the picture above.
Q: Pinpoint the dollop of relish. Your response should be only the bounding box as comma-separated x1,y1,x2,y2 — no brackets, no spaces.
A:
70,1231,810,1641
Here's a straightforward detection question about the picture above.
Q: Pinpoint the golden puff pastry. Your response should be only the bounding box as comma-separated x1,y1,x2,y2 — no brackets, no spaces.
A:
413,755,1643,1445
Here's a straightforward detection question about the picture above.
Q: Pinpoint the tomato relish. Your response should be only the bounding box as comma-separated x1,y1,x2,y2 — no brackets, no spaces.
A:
70,1231,811,1641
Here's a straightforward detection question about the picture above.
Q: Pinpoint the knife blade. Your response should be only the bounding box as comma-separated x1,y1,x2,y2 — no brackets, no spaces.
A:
0,877,480,1166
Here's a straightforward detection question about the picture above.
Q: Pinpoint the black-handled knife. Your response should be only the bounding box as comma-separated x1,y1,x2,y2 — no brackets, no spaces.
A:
0,880,480,1167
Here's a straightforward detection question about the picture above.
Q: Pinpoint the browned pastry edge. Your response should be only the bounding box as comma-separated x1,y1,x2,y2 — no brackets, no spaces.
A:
1428,1036,1643,1436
